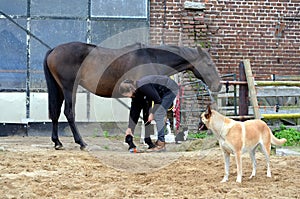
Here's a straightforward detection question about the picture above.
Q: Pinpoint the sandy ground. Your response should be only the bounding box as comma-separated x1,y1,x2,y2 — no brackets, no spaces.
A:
0,136,299,199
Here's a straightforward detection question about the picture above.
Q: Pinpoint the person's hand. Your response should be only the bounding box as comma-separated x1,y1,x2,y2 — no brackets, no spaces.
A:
148,113,154,122
125,128,133,137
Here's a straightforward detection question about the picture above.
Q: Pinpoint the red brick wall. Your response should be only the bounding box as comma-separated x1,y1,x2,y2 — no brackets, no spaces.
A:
150,0,207,46
149,0,300,80
150,0,182,45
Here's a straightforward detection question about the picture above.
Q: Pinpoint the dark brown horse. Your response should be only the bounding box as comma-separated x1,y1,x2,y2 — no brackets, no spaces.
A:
44,42,221,150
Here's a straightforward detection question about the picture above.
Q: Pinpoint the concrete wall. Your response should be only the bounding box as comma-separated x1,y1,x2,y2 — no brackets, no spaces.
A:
0,92,131,123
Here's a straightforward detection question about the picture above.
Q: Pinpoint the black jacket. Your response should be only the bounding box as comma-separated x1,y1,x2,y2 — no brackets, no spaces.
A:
128,75,179,130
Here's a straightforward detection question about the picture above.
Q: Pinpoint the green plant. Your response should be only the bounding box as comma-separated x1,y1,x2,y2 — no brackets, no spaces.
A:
196,40,211,49
103,130,109,138
93,128,99,138
188,131,209,139
273,125,300,146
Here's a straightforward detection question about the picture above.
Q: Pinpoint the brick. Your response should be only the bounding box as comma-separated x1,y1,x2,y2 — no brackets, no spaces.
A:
150,0,300,81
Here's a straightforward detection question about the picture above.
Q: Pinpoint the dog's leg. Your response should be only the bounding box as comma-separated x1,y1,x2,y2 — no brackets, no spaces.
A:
221,151,230,183
261,143,271,177
235,151,242,183
249,146,258,179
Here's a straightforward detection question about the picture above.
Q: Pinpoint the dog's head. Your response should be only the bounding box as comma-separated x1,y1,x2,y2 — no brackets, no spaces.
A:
198,105,212,131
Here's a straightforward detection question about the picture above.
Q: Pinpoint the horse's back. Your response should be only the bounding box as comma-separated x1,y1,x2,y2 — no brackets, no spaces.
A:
50,42,96,58
45,42,96,87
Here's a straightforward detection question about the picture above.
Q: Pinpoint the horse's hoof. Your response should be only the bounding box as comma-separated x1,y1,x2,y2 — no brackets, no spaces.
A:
80,144,88,151
80,147,87,151
54,145,64,150
80,146,87,151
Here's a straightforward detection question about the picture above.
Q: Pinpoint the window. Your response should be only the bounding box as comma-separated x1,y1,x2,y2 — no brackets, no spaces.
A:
91,0,148,18
31,0,88,17
0,0,149,89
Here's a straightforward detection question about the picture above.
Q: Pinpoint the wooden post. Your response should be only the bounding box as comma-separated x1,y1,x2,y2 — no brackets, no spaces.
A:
243,59,261,119
239,61,248,118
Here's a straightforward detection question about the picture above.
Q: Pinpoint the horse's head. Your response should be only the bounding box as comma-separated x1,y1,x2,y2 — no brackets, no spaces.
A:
192,47,222,92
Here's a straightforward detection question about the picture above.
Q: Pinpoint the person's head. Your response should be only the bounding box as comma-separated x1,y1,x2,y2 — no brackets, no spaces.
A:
119,79,136,97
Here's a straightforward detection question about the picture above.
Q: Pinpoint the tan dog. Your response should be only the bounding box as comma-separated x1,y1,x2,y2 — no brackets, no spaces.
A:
199,105,286,183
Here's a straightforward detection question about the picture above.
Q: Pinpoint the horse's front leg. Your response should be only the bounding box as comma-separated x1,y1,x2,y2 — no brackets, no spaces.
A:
51,119,64,150
63,90,87,150
68,119,87,150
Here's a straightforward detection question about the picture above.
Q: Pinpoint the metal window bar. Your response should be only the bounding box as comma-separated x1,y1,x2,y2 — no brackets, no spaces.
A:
0,0,149,121
219,73,238,116
179,80,211,130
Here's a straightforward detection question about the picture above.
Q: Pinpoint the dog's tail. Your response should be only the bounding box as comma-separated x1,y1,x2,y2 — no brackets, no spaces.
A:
270,132,287,146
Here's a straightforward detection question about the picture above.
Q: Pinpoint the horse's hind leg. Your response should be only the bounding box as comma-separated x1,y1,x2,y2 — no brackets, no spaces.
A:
52,119,64,149
63,89,87,150
50,91,64,150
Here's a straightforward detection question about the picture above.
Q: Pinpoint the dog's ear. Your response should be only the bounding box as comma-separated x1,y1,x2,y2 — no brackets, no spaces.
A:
205,105,212,119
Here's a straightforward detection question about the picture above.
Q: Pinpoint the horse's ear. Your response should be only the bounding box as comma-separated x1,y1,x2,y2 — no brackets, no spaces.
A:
197,46,208,56
197,46,203,54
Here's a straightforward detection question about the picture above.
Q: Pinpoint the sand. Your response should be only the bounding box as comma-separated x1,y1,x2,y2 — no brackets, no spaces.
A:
0,136,299,199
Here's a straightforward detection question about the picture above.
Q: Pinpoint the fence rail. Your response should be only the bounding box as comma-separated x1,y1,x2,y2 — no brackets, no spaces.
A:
218,61,300,124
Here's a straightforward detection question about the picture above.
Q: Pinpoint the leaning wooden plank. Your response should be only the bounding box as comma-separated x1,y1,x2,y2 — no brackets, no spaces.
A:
243,59,261,119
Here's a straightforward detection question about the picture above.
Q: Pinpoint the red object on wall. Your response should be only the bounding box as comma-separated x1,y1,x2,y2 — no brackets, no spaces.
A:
174,85,184,131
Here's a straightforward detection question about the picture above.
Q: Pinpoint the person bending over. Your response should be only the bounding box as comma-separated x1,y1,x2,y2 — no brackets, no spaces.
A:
119,75,179,152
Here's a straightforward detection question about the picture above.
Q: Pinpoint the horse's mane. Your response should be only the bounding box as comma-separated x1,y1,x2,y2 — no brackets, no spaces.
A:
151,45,199,62
97,43,200,62
122,42,146,50
98,43,201,64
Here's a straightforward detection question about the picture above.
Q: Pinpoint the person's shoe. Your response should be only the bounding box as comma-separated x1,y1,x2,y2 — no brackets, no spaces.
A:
125,135,136,150
146,140,166,152
144,137,156,149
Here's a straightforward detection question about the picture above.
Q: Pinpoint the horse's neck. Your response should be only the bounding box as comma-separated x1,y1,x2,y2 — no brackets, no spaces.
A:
151,45,194,64
122,43,143,51
157,58,192,75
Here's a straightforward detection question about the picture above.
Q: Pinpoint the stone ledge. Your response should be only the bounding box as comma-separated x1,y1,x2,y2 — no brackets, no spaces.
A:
184,1,205,10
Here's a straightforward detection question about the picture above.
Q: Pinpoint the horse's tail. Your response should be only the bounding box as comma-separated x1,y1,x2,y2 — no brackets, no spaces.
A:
43,49,63,120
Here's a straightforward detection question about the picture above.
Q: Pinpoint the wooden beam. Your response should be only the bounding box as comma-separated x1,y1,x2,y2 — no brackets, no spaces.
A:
272,75,300,81
262,113,300,119
256,81,300,87
220,80,247,85
238,61,248,118
243,59,261,119
228,115,255,120
220,81,300,86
